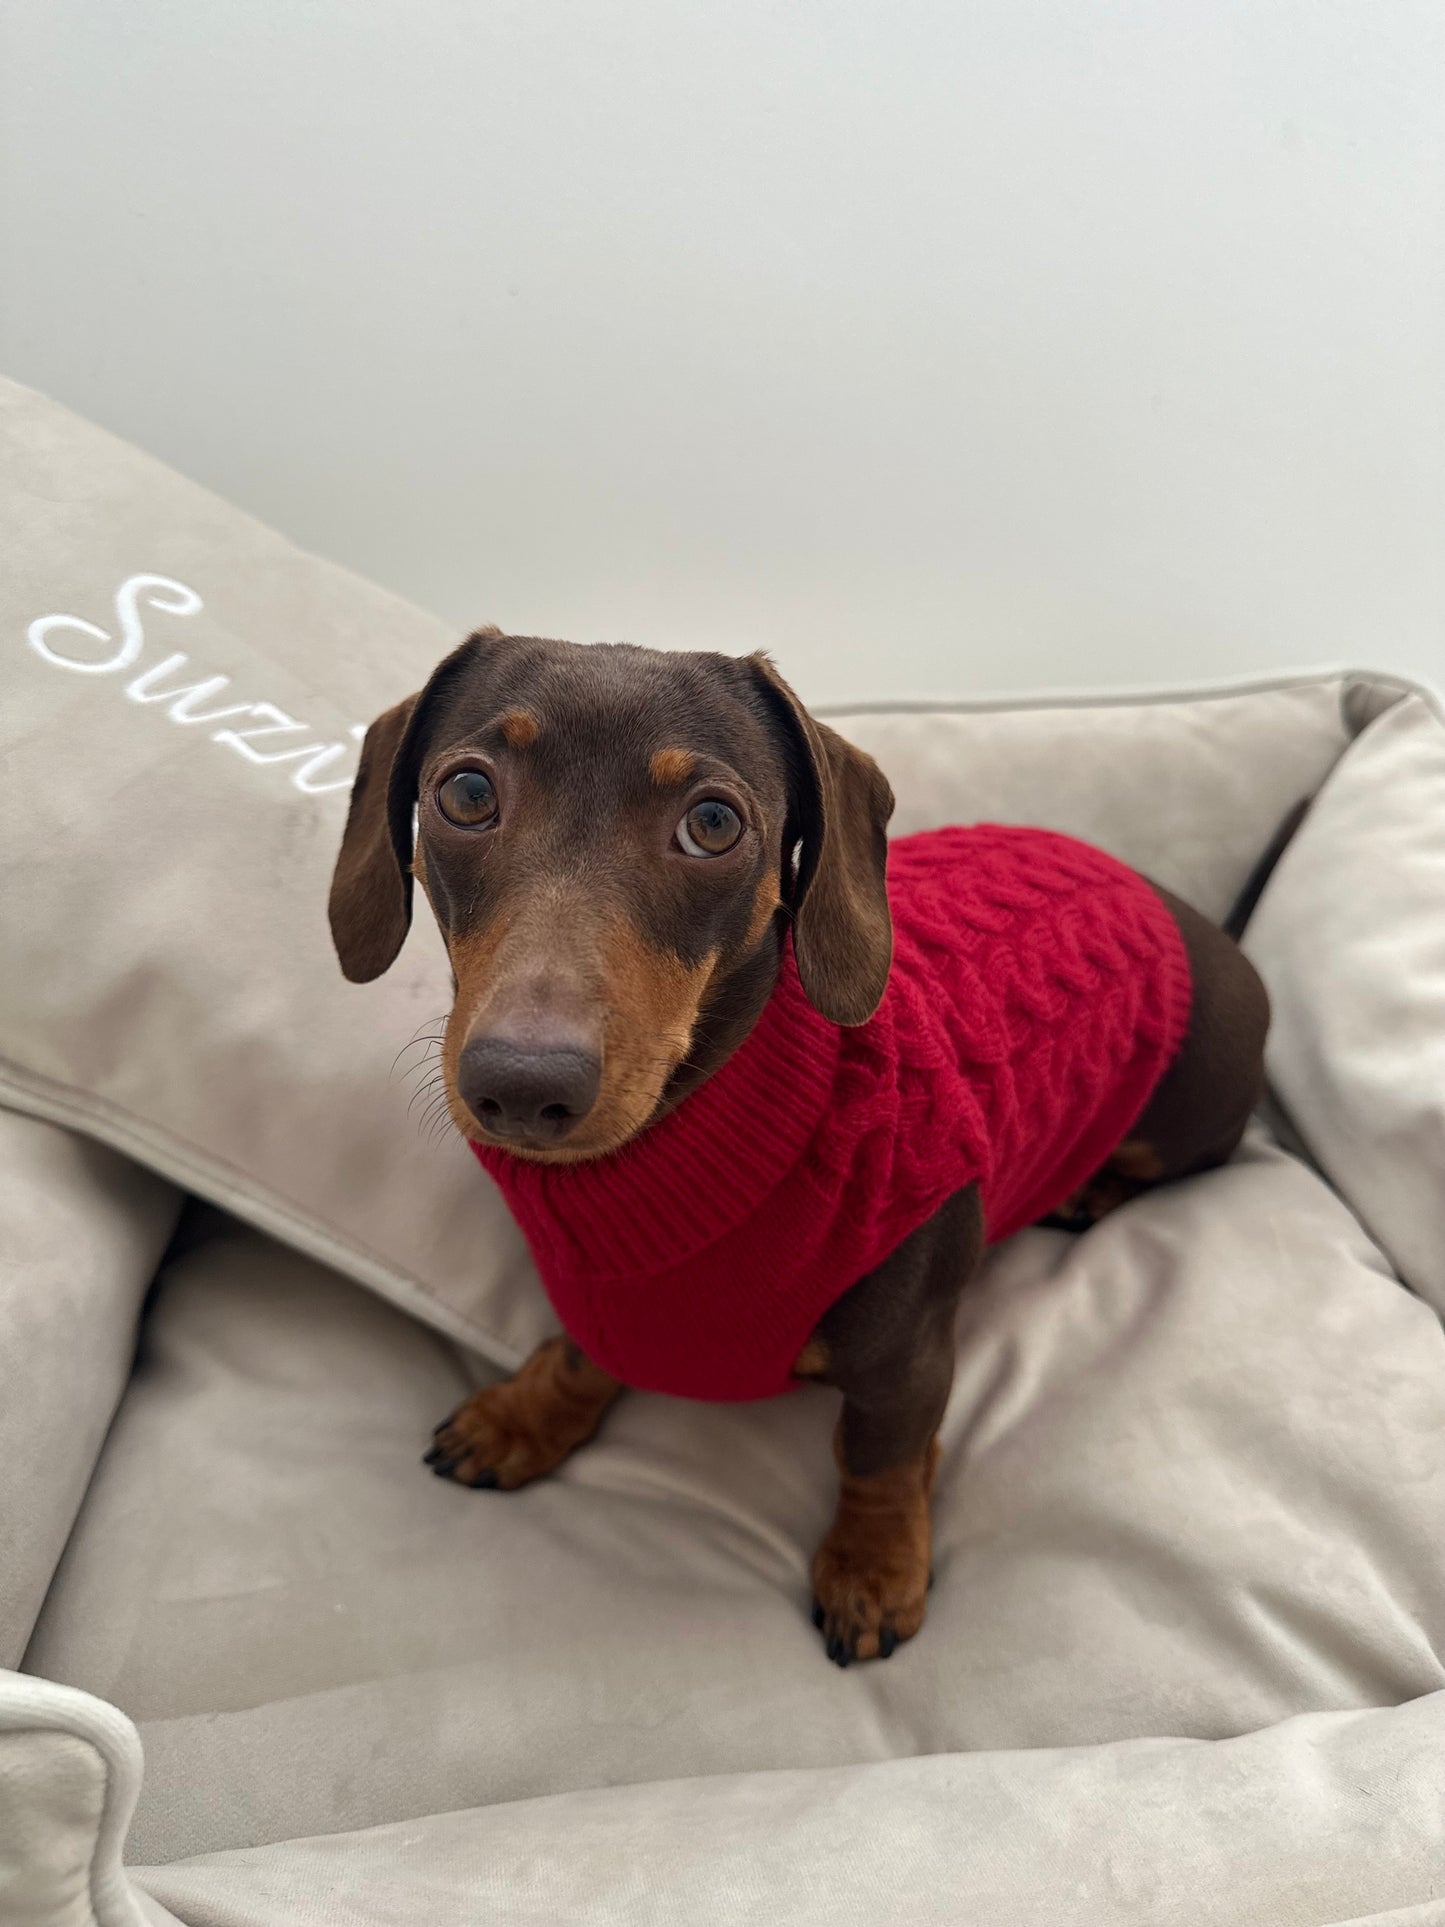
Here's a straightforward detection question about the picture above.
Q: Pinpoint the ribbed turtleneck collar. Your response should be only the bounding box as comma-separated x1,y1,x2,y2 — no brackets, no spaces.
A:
474,943,840,1279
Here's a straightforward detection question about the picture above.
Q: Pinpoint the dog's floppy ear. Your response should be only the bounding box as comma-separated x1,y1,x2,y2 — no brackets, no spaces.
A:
329,628,505,983
328,693,425,983
745,654,894,1026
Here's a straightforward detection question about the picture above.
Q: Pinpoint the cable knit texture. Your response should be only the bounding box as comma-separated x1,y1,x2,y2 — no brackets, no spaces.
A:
475,826,1193,1401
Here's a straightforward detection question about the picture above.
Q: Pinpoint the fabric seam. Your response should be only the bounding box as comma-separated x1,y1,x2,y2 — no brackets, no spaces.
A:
0,1704,148,1927
0,1065,524,1368
815,665,1439,725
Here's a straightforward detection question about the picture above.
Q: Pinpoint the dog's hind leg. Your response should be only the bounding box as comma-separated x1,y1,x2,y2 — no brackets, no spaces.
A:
1043,885,1271,1232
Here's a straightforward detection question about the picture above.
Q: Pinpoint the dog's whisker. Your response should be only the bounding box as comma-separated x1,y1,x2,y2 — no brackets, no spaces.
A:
398,1013,447,1047
398,1041,443,1074
400,1051,444,1089
413,1077,446,1116
408,1074,446,1120
393,1036,444,1073
400,1022,446,1046
390,1023,447,1080
629,1053,706,1079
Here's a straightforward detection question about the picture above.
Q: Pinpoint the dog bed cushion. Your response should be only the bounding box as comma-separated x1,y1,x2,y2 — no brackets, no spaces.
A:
24,1128,1445,1866
4,380,1444,1924
0,1109,180,1669
1245,691,1445,1316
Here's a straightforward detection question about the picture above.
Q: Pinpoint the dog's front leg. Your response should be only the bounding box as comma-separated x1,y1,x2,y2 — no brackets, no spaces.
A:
802,1186,981,1665
427,1336,621,1489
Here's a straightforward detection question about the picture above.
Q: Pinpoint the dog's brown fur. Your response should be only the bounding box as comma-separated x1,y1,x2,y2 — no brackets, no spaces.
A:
427,1336,622,1489
331,630,1273,1665
812,1438,938,1663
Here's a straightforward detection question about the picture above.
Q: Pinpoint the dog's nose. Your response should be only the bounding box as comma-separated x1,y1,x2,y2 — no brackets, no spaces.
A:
457,1033,601,1143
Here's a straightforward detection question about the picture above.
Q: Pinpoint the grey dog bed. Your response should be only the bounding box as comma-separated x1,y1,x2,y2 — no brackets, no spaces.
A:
2,378,1443,1925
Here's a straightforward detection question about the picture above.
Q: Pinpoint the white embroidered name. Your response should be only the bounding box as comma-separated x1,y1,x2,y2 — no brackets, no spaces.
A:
26,573,362,795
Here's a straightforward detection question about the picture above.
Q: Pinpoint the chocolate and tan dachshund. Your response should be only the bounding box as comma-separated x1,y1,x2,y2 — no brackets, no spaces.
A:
329,630,1272,1665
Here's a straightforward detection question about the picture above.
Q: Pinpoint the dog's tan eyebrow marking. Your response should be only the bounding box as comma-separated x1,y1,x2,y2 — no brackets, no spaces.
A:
498,709,540,749
649,747,697,787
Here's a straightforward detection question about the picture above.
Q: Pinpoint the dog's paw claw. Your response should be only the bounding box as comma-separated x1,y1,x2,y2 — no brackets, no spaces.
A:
428,1446,500,1488
811,1536,929,1665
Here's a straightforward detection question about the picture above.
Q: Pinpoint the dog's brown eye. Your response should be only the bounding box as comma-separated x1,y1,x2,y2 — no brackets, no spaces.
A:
437,769,498,828
677,798,742,857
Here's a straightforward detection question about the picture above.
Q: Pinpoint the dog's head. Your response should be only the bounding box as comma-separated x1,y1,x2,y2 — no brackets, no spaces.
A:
329,631,894,1161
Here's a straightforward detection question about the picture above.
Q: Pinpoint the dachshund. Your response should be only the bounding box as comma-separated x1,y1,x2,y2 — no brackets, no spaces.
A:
329,630,1271,1665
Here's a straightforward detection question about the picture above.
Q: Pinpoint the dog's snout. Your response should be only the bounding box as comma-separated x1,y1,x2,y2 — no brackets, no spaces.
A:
458,1033,602,1143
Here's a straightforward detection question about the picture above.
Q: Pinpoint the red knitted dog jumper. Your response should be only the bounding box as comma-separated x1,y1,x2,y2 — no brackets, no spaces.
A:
475,826,1192,1401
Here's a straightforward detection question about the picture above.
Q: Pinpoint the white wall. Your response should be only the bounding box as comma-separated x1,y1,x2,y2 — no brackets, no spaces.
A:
2,1,1440,705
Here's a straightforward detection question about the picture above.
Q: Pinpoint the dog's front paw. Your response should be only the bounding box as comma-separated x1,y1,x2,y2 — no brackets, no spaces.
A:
810,1467,932,1665
424,1335,619,1490
424,1384,558,1489
810,1543,929,1667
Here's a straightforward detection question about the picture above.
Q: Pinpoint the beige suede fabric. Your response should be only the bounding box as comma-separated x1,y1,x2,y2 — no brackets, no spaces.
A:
5,1668,1439,1927
0,1113,180,1668
0,1673,151,1927
131,1693,1445,1927
828,684,1363,927
0,1731,108,1927
1246,693,1445,1316
26,1131,1445,1865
